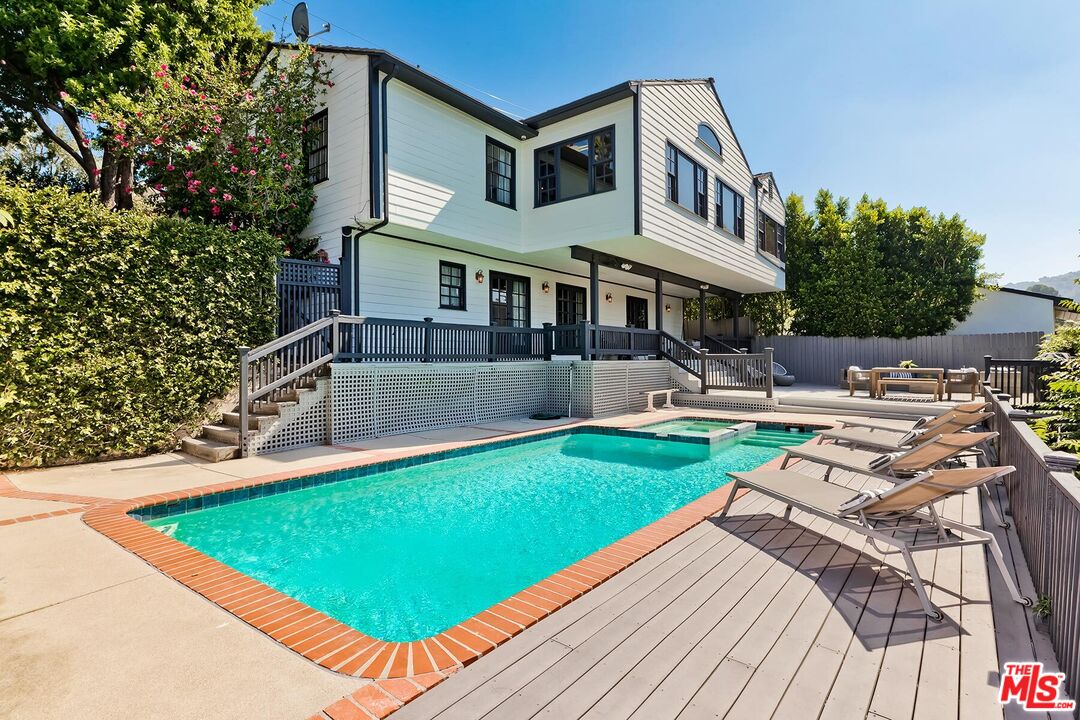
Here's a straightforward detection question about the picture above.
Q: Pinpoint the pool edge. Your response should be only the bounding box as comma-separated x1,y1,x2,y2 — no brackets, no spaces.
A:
81,420,827,690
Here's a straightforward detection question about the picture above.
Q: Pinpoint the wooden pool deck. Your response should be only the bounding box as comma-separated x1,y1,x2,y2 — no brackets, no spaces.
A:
392,462,1064,720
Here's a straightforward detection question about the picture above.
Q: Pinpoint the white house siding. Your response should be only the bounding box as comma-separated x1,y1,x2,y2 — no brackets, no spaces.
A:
384,81,524,252
638,81,784,293
355,233,683,337
948,290,1056,335
520,99,636,252
301,52,371,260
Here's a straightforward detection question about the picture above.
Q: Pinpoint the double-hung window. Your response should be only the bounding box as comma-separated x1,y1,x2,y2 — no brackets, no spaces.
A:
305,110,329,184
534,126,615,206
715,180,745,238
485,137,515,208
758,212,786,262
439,261,466,310
665,144,707,219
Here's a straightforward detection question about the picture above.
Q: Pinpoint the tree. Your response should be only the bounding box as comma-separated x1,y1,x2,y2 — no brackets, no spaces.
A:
79,45,332,242
0,0,268,206
0,126,85,191
783,191,985,337
1034,258,1080,458
1027,283,1059,296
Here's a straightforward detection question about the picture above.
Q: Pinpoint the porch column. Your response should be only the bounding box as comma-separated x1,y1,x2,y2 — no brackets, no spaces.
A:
698,287,706,346
654,276,663,332
589,259,599,361
732,295,742,340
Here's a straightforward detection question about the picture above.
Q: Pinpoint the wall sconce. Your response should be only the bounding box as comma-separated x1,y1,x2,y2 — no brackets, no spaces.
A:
620,262,633,271
699,283,710,291
475,269,485,284
605,292,614,303
665,303,672,313
542,281,550,293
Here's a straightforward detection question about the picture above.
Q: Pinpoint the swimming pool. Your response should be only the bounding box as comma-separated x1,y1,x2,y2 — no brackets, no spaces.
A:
140,426,813,643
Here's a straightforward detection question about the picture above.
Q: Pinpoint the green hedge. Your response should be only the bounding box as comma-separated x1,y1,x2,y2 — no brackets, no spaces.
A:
0,183,279,467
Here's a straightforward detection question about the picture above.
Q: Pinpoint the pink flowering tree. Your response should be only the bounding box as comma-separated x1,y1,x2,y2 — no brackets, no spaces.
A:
75,46,332,246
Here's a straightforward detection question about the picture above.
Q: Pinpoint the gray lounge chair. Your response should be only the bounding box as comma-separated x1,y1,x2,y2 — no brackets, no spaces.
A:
816,411,993,451
839,400,989,433
718,466,1030,619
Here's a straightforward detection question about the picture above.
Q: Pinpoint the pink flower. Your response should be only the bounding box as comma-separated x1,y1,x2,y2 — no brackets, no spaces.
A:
248,169,256,176
59,90,69,99
222,193,232,201
153,183,163,190
129,64,136,71
273,106,282,113
152,136,163,146
211,205,221,216
213,115,222,123
155,71,166,78
184,171,193,179
208,187,217,194
181,207,189,214
283,163,292,171
250,146,259,154
160,63,168,71
278,152,287,159
229,223,238,231
229,165,238,173
166,164,175,171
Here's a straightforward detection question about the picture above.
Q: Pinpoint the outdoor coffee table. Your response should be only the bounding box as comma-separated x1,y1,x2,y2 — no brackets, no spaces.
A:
869,367,944,400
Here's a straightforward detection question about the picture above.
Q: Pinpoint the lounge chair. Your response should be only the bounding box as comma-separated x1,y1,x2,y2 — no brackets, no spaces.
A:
718,466,1031,619
779,431,1009,527
839,400,989,432
815,411,992,451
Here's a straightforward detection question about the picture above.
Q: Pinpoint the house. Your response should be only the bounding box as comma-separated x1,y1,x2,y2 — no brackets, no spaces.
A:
297,46,786,340
948,287,1069,336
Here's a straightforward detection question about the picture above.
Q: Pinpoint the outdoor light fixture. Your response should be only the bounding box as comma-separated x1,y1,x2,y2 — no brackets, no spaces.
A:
699,283,710,290
665,304,672,313
475,269,485,284
542,281,550,293
620,262,633,271
605,292,614,303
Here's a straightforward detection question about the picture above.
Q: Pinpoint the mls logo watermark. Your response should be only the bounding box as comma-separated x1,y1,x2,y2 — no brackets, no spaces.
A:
998,662,1075,712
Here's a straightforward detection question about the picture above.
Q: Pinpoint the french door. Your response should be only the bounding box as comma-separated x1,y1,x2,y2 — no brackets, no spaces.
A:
489,271,530,328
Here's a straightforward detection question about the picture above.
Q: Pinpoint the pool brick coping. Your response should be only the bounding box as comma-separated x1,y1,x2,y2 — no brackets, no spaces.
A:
78,415,829,719
0,472,109,526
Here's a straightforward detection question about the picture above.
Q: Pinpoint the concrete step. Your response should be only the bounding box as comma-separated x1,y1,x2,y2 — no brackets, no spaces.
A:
277,387,314,403
181,437,238,462
201,424,243,445
249,400,297,415
222,411,276,430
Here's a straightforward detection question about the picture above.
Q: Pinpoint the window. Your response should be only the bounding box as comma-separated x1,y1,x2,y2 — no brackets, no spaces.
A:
304,110,328,184
555,283,586,325
534,126,615,206
715,180,744,238
439,260,466,310
485,137,515,208
758,212,786,261
697,123,722,158
666,143,707,219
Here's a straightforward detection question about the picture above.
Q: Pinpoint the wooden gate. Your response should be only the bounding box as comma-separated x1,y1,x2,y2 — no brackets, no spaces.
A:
276,258,341,336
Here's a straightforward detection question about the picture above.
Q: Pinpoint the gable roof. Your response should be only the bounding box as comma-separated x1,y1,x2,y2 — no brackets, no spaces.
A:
996,286,1069,304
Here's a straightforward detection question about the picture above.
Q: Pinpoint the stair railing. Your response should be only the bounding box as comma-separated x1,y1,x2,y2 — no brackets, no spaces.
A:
237,312,338,456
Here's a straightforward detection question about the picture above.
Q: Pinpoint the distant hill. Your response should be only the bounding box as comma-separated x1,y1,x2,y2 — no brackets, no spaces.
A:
1006,270,1080,300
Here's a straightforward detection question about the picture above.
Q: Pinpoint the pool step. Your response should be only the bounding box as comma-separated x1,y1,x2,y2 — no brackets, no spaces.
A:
180,437,239,462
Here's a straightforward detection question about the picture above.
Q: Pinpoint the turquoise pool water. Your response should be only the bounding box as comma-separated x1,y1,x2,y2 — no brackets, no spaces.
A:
640,419,737,435
145,428,811,641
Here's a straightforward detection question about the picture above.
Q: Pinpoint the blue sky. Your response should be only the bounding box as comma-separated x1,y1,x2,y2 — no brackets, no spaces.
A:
260,0,1080,283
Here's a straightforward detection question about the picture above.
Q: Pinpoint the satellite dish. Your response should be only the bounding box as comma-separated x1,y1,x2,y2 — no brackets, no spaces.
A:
291,2,330,43
291,3,310,42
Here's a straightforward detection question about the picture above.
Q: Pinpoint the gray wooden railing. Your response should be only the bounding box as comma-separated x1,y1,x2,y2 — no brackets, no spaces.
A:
984,387,1080,709
702,348,774,397
983,355,1061,408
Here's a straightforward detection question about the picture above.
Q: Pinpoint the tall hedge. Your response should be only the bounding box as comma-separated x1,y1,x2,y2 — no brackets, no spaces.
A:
0,183,279,467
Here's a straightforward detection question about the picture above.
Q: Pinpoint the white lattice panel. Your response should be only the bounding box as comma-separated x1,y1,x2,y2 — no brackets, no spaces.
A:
250,378,330,455
329,367,377,443
673,391,777,412
475,364,549,423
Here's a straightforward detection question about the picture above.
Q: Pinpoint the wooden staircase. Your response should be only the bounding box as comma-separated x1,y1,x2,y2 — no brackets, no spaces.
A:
181,379,321,462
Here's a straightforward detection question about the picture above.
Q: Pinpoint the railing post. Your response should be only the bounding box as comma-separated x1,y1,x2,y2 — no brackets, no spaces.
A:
699,351,708,394
579,321,590,361
542,322,553,361
329,309,340,359
983,354,993,386
238,346,250,458
765,347,774,399
423,317,433,363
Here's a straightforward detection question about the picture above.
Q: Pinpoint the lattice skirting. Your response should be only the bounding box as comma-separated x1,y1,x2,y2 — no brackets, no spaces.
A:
246,360,721,454
672,391,777,413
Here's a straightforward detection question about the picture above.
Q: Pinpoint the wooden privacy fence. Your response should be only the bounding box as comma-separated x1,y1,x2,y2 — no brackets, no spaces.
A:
984,388,1080,711
276,258,341,336
751,332,1044,386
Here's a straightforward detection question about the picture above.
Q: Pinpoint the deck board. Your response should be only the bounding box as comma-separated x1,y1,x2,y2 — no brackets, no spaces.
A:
393,458,1052,720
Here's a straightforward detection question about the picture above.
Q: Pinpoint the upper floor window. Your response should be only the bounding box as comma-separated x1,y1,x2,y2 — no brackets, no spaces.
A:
758,212,786,262
485,137,515,208
697,123,722,158
305,110,329,184
666,144,707,219
715,180,744,238
439,260,466,310
535,126,615,206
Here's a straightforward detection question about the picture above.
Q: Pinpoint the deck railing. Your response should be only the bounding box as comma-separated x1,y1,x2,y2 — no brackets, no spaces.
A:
702,348,774,397
276,258,341,336
984,387,1080,709
983,355,1061,408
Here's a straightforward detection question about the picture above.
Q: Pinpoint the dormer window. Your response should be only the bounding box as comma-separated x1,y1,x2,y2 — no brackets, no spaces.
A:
697,123,722,159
